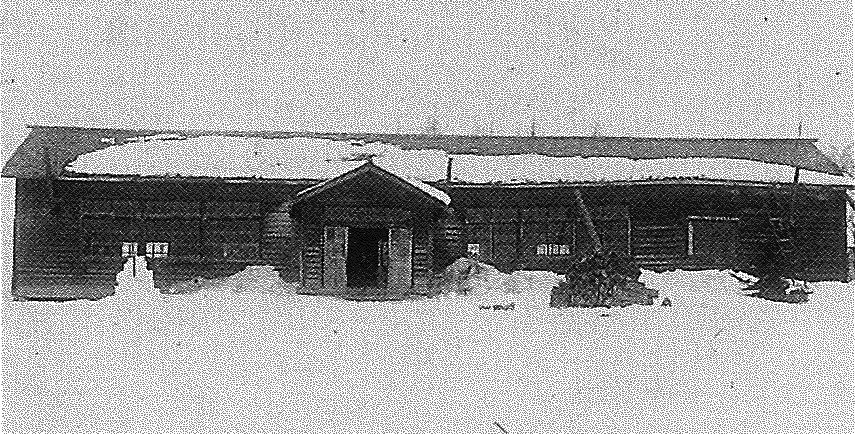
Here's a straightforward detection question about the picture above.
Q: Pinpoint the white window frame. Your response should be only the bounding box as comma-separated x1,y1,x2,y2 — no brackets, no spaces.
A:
467,243,481,256
145,242,169,259
687,216,739,256
537,243,571,256
121,242,138,258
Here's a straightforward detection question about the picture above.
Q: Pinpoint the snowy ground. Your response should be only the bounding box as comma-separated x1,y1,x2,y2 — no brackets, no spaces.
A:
2,262,853,433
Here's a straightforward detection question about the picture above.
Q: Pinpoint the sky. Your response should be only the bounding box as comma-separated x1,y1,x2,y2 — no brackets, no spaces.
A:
1,0,853,170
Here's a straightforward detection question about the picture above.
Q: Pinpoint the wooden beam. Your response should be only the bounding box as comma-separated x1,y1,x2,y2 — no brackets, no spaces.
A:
573,188,602,253
788,167,801,224
41,145,55,179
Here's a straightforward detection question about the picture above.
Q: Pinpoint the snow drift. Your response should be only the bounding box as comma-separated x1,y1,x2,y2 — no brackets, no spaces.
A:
160,266,297,296
435,258,562,309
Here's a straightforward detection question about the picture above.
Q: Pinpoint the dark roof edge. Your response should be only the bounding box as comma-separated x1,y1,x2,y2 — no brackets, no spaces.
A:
48,174,853,189
22,123,821,142
2,124,843,178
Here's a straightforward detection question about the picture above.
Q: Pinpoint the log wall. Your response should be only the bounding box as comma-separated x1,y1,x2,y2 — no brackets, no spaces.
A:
10,178,849,301
12,179,311,299
13,179,118,299
447,184,848,281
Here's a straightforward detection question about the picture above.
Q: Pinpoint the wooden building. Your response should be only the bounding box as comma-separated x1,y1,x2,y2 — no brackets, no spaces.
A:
2,125,852,300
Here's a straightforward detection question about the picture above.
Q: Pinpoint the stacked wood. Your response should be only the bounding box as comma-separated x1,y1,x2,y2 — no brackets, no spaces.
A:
741,212,810,303
743,275,810,304
550,251,658,308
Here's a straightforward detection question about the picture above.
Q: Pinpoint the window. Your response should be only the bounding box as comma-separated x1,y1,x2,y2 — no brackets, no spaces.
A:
537,243,571,256
467,243,481,256
145,242,169,259
121,242,138,258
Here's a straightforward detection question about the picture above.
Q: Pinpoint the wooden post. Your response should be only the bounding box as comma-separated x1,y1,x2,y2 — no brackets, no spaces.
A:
42,145,55,179
573,188,602,253
388,227,413,295
323,226,348,294
787,167,801,224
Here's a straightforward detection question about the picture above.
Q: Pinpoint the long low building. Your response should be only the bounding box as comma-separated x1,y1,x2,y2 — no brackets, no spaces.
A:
2,125,852,300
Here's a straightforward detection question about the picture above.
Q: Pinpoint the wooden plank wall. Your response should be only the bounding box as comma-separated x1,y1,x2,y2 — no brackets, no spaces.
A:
10,179,848,301
448,184,848,280
387,227,413,295
295,209,440,296
458,204,630,273
412,228,433,293
791,191,848,280
12,179,311,299
261,200,300,281
631,222,684,268
433,208,463,274
299,224,324,292
12,179,119,299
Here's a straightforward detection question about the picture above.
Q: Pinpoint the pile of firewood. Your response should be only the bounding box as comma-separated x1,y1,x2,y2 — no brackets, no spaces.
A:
742,274,810,304
740,233,811,304
550,251,658,308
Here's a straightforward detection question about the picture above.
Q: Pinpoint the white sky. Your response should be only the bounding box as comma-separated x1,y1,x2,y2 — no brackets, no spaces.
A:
1,0,852,167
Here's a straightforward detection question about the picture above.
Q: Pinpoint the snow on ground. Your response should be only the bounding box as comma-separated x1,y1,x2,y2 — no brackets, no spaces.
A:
433,258,561,309
2,266,853,433
160,265,297,296
65,134,854,186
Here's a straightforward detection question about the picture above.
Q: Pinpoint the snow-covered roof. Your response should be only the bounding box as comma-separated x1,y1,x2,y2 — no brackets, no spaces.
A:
2,125,847,179
449,154,854,186
385,167,452,206
63,134,854,186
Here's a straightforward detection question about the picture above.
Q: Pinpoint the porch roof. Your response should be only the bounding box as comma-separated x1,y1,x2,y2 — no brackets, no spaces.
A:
294,161,451,208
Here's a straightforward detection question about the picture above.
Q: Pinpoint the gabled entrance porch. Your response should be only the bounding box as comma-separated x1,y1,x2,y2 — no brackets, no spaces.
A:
290,161,450,300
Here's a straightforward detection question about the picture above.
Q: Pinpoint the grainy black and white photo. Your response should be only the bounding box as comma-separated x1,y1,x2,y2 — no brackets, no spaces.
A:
1,1,853,433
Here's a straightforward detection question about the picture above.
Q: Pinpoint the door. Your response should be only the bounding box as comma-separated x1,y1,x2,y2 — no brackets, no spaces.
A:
346,227,388,288
388,227,413,293
323,226,348,293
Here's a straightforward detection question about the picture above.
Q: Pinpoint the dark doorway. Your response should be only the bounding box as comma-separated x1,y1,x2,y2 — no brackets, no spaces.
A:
346,228,388,288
